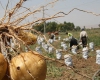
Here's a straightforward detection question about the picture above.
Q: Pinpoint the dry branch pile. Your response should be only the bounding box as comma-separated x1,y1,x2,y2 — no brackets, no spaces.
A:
0,0,49,80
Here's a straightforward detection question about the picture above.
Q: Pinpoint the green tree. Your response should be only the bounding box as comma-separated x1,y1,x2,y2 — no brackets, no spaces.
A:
57,23,64,32
46,22,57,32
33,23,44,32
66,22,75,30
33,21,78,33
75,26,81,31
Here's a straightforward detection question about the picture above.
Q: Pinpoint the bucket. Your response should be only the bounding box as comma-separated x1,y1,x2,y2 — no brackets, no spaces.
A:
64,54,73,66
89,42,94,51
82,47,88,59
96,50,100,64
56,49,62,60
71,45,77,54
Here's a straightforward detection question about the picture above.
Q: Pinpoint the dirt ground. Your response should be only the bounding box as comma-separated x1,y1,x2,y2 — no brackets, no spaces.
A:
46,48,100,80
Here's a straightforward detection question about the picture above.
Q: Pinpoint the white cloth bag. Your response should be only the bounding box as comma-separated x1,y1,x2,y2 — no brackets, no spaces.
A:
56,50,62,59
82,47,89,59
96,50,100,64
64,54,73,66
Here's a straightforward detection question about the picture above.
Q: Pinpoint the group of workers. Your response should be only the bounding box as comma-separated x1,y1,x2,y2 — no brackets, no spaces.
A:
67,28,88,50
49,28,88,50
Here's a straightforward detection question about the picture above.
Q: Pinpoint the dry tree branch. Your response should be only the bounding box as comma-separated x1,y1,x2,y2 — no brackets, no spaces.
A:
2,0,58,24
7,0,26,23
75,8,100,16
11,8,41,25
21,15,63,27
0,0,25,23
44,0,59,8
0,1,7,23
11,7,31,19
53,8,100,16
0,5,30,24
9,4,40,22
9,0,24,16
14,7,41,25
12,14,63,29
10,0,60,26
0,1,5,10
8,0,59,26
13,7,100,29
3,0,10,23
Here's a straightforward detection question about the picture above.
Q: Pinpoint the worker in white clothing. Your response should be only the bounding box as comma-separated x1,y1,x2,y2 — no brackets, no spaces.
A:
80,28,88,48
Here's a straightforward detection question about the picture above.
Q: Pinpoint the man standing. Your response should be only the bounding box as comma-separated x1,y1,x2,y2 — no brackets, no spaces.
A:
80,28,88,48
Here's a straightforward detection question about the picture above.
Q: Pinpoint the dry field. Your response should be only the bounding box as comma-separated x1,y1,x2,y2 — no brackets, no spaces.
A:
44,29,100,80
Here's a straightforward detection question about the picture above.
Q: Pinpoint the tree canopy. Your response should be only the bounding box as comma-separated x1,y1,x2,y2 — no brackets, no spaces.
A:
33,21,81,33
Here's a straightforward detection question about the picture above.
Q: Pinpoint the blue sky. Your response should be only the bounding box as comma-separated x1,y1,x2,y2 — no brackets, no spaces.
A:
0,0,100,28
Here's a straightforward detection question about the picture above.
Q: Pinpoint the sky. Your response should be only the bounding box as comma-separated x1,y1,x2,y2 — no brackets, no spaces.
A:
0,0,100,28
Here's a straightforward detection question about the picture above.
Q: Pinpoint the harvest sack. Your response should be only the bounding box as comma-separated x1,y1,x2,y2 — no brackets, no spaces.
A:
61,42,65,47
48,46,53,54
56,49,62,59
64,54,73,66
82,47,89,59
35,46,42,54
63,45,67,51
48,39,53,43
71,45,77,54
89,42,94,51
58,36,61,40
96,50,100,64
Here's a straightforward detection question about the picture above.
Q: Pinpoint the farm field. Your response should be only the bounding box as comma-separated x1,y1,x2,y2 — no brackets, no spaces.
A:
0,1,100,80
33,28,100,80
